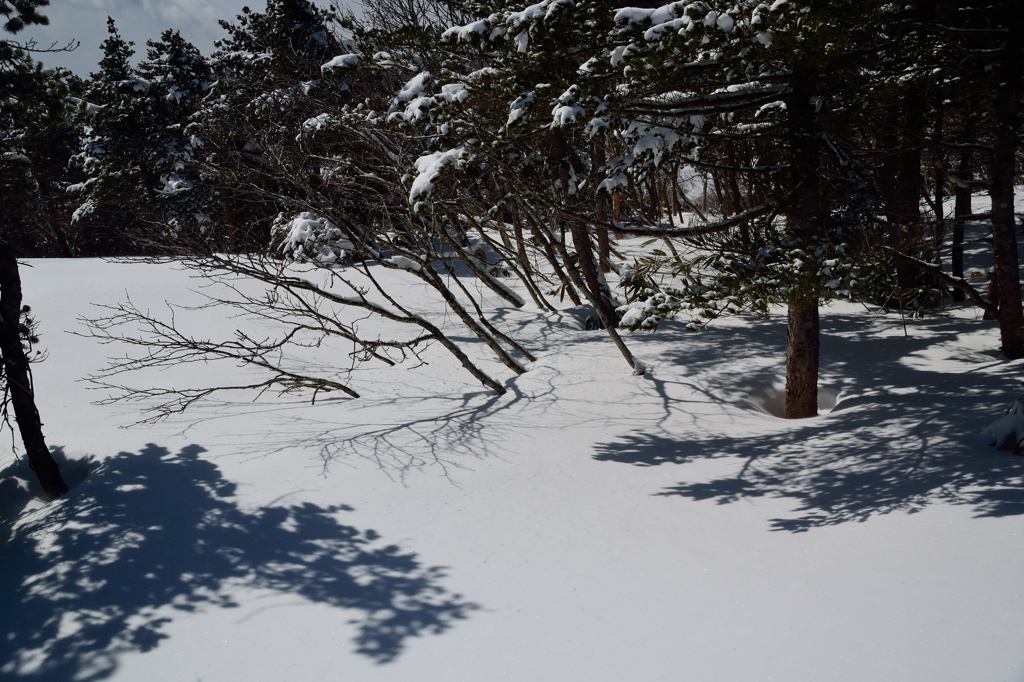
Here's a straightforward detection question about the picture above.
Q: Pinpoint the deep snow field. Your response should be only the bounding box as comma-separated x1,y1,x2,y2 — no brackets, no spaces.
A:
4,225,1024,681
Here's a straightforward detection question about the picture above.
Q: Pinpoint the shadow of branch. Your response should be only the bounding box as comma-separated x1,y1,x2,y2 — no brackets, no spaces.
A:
0,444,476,680
593,313,1024,532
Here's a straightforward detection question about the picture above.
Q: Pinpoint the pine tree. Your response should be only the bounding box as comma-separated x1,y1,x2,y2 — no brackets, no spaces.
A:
586,0,892,416
70,18,166,252
188,0,343,246
0,0,48,33
393,0,645,365
135,29,214,234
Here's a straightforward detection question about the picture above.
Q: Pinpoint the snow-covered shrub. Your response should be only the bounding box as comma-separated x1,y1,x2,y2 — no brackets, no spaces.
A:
275,212,354,264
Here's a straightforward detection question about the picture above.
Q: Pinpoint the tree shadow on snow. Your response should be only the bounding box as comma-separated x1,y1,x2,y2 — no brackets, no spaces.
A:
0,444,476,681
0,448,91,546
594,312,1024,532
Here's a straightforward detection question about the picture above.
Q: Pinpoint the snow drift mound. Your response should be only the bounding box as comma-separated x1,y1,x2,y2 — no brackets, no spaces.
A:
742,385,841,419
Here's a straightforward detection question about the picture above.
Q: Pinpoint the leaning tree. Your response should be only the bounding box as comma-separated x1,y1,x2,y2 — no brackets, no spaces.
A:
0,0,69,498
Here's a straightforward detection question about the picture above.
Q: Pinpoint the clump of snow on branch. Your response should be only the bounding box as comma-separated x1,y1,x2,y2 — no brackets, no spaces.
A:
321,53,361,72
507,0,573,26
118,77,151,92
158,174,192,195
597,155,634,194
441,0,573,52
611,0,785,68
71,199,96,224
388,71,434,122
387,73,469,124
613,2,686,26
633,127,683,166
442,18,490,42
276,212,353,264
298,112,338,141
506,93,535,127
551,86,585,127
387,255,423,272
408,146,467,207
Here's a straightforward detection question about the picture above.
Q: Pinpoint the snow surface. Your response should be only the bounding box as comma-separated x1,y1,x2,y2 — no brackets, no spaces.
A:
3,241,1024,681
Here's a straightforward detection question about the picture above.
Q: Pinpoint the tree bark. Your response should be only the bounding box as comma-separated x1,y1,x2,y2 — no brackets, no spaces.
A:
784,63,822,419
890,91,926,299
0,242,68,500
593,137,611,272
951,164,970,302
786,298,820,419
612,191,622,239
930,99,945,247
950,97,979,303
989,16,1024,359
569,219,618,324
550,130,614,319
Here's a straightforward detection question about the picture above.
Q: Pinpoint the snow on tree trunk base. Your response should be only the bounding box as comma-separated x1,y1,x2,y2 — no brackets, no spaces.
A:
746,386,840,419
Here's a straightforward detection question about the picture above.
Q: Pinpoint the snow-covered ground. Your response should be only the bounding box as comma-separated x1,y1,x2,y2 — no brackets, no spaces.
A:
3,231,1024,681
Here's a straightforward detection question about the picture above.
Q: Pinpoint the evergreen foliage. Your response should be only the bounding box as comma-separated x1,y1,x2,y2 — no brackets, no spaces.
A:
0,0,48,34
69,18,157,251
8,0,1024,419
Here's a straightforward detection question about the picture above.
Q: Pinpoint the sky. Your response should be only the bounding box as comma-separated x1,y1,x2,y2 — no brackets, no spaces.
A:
20,0,346,75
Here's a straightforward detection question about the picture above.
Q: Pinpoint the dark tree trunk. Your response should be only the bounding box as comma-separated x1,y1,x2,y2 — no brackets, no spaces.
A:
786,299,820,418
596,211,611,273
648,177,660,222
569,220,618,325
931,100,945,247
952,169,970,303
711,171,725,214
784,64,822,419
593,137,611,272
725,142,743,213
989,17,1024,359
612,190,622,239
885,91,926,299
550,131,615,320
141,165,158,205
725,140,749,242
496,205,512,250
0,242,68,500
951,97,980,303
